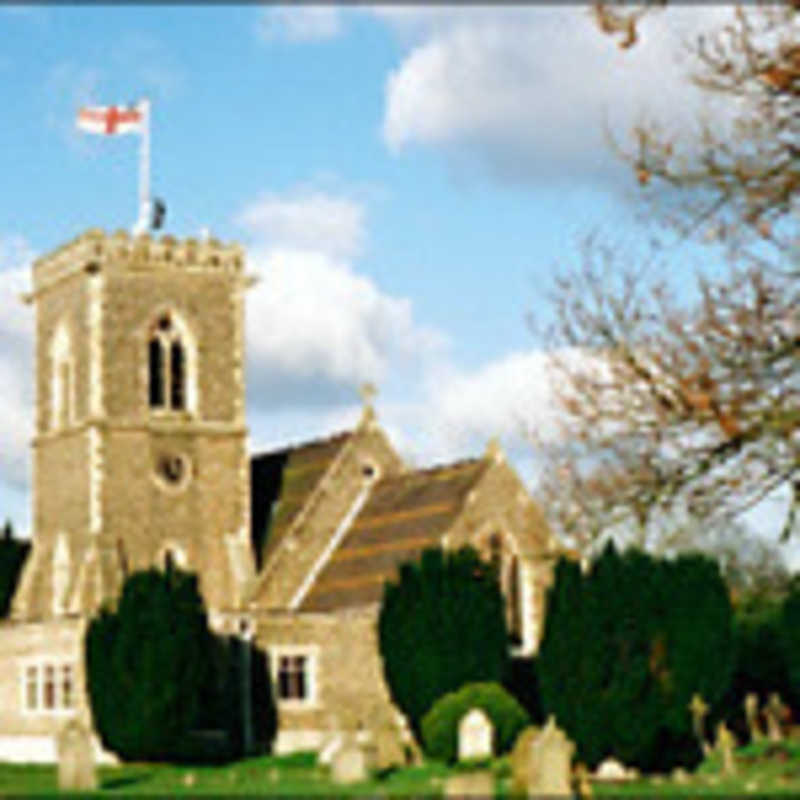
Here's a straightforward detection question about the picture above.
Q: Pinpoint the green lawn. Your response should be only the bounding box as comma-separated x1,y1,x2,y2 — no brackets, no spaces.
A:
3,740,800,796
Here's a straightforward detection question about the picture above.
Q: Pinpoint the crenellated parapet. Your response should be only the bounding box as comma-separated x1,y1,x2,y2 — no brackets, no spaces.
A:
30,228,247,297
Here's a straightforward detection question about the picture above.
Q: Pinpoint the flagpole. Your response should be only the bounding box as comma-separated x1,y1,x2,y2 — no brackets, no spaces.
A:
134,98,151,235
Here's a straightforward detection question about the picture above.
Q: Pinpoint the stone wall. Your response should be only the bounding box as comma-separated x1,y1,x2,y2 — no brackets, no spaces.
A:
251,606,403,753
446,453,558,654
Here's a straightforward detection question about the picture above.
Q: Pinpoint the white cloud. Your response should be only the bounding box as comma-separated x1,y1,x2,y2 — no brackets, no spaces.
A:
380,6,734,184
245,247,444,396
0,238,35,492
237,190,365,260
237,186,446,412
256,7,343,43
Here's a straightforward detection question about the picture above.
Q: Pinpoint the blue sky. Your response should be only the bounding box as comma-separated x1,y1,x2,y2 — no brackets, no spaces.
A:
5,4,780,553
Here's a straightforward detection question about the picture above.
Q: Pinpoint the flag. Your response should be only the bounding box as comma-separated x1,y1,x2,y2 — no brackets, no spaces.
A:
76,103,144,136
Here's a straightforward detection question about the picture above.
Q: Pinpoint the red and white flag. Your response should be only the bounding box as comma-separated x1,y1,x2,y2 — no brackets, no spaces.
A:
76,103,144,136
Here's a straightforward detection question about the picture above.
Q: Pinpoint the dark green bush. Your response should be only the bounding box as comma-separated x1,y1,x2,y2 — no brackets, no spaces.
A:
538,542,734,773
421,681,530,763
85,567,276,762
378,547,509,735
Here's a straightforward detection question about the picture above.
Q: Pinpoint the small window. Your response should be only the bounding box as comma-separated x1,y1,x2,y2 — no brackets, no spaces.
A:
170,341,185,410
25,666,37,711
277,654,308,701
61,665,73,709
43,666,55,710
148,339,164,407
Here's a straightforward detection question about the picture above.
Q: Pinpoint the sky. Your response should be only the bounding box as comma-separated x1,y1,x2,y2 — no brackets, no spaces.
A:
4,4,788,557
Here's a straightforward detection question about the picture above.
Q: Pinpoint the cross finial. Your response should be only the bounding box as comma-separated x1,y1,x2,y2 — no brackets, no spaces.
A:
357,382,378,429
359,382,377,407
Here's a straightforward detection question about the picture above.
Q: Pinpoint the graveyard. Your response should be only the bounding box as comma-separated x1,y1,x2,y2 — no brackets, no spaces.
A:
5,736,800,796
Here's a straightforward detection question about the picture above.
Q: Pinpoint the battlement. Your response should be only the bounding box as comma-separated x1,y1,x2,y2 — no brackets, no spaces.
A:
31,228,246,295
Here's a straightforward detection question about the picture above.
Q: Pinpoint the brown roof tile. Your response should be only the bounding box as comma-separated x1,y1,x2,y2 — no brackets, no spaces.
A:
250,432,352,570
300,458,488,612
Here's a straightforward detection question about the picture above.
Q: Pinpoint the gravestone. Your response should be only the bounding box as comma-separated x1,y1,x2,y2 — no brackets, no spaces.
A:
526,716,575,797
765,693,787,742
715,721,736,776
331,740,369,785
573,762,593,798
56,719,97,792
688,693,711,755
744,693,764,742
444,770,494,797
510,726,541,795
458,708,493,762
594,757,632,782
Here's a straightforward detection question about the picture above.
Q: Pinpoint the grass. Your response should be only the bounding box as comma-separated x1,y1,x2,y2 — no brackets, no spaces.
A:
4,739,800,796
0,751,455,796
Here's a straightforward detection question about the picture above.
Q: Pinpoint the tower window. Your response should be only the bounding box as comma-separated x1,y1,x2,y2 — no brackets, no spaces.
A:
147,313,190,412
170,341,185,410
148,339,164,407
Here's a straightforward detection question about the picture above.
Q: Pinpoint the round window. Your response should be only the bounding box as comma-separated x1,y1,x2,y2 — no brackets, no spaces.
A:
154,452,191,490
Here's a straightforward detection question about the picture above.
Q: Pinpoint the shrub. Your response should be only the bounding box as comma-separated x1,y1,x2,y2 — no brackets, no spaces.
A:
421,682,530,763
85,567,259,762
537,542,734,772
378,547,509,735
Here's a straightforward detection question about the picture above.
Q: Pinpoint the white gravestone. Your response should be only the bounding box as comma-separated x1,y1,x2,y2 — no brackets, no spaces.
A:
458,708,494,762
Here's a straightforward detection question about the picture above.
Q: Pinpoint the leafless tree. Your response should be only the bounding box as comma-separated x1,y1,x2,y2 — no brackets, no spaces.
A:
539,5,799,557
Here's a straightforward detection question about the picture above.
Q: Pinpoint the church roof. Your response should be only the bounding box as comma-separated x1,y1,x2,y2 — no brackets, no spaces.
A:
250,432,352,570
300,457,490,612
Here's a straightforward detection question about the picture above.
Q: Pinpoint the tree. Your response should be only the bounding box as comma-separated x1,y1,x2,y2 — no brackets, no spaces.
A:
0,520,29,618
538,543,734,771
378,547,509,735
85,567,217,762
536,3,799,552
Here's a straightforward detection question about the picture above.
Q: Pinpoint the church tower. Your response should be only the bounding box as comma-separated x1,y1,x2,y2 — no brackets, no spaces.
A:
12,229,255,620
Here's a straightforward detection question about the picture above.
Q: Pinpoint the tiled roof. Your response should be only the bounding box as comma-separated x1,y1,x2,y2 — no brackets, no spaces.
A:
300,458,489,612
250,432,352,570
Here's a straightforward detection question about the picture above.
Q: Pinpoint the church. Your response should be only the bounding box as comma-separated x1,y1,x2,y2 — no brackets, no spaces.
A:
0,228,563,763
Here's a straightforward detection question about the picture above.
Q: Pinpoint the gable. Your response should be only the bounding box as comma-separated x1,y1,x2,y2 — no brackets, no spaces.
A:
250,432,352,571
299,458,489,612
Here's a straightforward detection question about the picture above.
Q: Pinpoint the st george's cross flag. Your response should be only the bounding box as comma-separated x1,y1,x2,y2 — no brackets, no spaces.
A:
76,103,144,135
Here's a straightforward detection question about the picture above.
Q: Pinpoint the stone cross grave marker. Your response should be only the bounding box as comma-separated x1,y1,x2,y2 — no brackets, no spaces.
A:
56,718,97,792
715,721,736,776
744,693,764,742
689,693,711,756
458,708,493,762
765,693,787,742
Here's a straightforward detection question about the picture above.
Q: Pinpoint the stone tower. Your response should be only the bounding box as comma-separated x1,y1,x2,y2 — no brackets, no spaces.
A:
12,229,255,621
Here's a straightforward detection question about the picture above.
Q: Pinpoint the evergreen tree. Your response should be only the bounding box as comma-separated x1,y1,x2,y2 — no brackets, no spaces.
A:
538,544,734,771
85,567,216,762
0,520,30,618
378,547,509,734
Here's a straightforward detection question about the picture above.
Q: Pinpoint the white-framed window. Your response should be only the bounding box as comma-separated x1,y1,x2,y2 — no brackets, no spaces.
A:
269,646,318,708
146,311,197,415
21,662,76,714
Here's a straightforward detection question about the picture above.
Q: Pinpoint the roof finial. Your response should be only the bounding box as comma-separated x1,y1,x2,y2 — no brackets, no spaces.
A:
485,436,504,463
358,382,377,428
